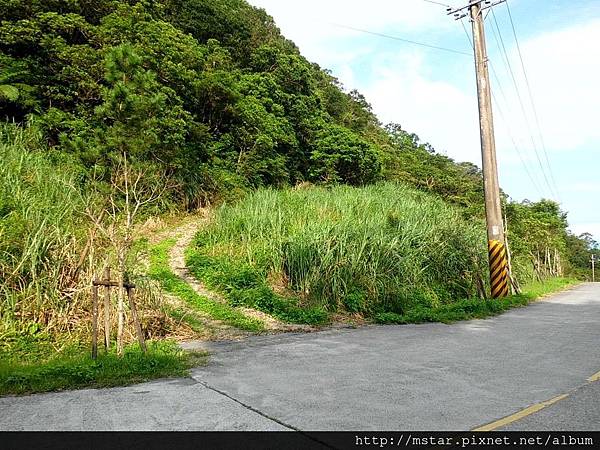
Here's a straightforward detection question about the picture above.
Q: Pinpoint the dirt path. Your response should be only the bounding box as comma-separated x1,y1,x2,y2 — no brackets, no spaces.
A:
166,213,312,334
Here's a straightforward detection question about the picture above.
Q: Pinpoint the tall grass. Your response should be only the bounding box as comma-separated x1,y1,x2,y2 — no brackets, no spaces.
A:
190,183,489,315
0,124,87,333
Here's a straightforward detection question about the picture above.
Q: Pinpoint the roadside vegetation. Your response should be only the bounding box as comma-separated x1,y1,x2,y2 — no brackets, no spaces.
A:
0,0,597,394
376,277,577,324
148,239,265,332
0,338,207,396
0,125,89,336
188,183,488,318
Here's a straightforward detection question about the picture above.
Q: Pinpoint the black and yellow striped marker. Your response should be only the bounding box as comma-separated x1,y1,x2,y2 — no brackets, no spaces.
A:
488,240,509,298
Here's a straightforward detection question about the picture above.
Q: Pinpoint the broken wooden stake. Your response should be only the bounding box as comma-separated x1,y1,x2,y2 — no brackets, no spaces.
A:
128,287,147,353
103,267,111,351
91,285,99,360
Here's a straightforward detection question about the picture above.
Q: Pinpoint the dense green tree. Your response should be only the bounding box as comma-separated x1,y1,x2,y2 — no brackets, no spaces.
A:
0,0,591,284
309,123,381,185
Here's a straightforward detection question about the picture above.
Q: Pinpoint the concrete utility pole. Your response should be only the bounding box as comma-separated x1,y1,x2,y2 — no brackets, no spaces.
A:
448,0,509,298
592,254,596,282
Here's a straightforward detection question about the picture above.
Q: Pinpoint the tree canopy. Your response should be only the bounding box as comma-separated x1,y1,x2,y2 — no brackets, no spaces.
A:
0,0,593,281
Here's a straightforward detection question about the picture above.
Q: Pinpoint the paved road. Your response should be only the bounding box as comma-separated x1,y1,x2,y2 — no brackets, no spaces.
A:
1,283,599,430
501,381,600,431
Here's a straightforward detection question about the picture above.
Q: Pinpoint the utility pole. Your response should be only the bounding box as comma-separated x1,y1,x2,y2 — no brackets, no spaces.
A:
447,0,509,298
592,254,596,282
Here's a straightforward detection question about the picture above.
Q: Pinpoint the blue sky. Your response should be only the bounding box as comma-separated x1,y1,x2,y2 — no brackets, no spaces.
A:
248,0,600,241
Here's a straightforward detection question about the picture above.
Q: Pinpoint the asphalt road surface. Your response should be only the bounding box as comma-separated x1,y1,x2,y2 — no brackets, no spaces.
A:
1,283,599,431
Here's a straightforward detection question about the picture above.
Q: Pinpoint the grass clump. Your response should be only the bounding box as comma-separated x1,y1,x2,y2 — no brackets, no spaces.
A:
186,251,329,325
0,124,89,329
375,277,577,324
187,183,488,318
0,338,206,396
148,239,265,332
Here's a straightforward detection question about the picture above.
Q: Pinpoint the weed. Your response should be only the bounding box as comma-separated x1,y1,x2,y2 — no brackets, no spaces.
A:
375,277,577,324
0,340,206,396
148,239,265,332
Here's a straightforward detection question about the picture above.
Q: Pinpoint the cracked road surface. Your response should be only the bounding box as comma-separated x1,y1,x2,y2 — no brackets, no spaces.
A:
1,283,599,430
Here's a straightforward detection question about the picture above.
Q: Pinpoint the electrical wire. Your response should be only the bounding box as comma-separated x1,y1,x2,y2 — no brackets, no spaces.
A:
489,7,559,200
422,0,453,7
504,0,561,202
460,18,545,198
330,23,471,56
433,0,553,200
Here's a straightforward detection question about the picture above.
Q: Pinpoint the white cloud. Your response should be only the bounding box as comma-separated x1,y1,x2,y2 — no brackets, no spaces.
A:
359,18,600,167
570,223,600,241
491,18,600,156
361,51,481,162
248,0,455,62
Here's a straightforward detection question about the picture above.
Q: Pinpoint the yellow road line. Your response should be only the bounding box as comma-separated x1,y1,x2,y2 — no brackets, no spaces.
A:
587,370,600,383
472,394,569,431
474,369,600,431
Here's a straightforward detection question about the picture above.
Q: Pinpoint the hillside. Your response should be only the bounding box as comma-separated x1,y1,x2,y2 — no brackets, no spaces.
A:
0,0,487,207
187,184,488,316
0,0,597,393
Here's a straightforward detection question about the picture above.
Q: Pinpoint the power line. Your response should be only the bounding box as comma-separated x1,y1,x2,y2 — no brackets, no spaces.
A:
422,0,453,7
459,18,545,198
330,23,471,56
459,17,473,48
504,0,561,202
489,7,559,200
482,18,547,197
491,89,546,198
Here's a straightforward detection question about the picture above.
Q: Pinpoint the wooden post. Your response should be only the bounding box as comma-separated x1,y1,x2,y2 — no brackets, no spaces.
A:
127,287,146,353
91,285,99,359
503,214,521,295
103,266,111,351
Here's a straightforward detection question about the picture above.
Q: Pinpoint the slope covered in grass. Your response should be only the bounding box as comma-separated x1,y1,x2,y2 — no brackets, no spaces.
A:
148,239,265,332
187,183,489,317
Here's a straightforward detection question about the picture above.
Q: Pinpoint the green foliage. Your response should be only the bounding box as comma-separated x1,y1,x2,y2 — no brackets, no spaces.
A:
343,290,367,313
188,183,488,317
0,339,205,396
505,199,572,283
148,238,265,332
564,232,598,281
382,123,485,216
185,251,329,325
0,0,591,341
309,124,381,185
0,0,390,206
0,123,87,323
376,277,577,325
93,43,190,164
